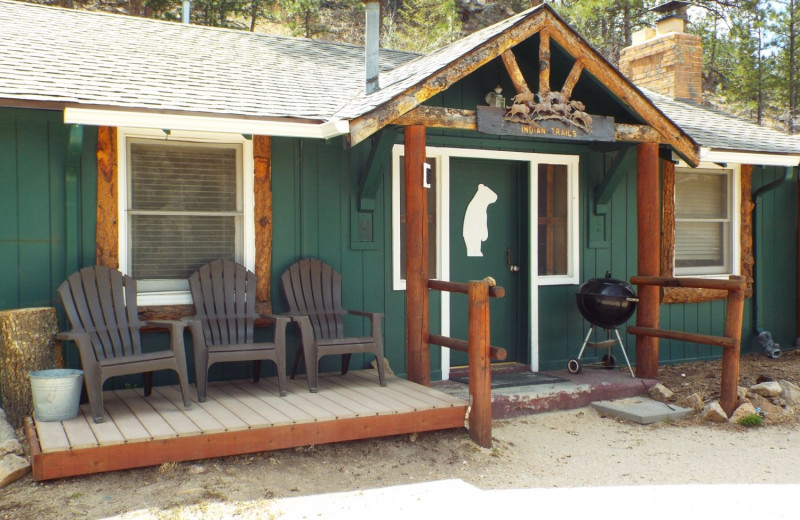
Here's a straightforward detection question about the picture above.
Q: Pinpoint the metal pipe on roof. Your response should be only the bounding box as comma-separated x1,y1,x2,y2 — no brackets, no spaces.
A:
365,0,380,94
183,1,191,24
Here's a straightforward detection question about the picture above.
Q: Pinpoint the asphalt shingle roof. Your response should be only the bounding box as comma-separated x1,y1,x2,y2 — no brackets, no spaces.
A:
643,88,799,156
1,0,797,157
0,0,414,121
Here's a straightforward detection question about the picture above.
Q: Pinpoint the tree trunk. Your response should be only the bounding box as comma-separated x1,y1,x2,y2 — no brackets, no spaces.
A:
0,308,62,428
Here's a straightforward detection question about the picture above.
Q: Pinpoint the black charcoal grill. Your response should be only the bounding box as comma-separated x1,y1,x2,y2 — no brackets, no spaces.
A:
568,272,638,377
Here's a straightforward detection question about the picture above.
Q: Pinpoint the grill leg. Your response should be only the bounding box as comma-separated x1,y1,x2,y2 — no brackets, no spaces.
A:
576,326,594,361
614,328,635,378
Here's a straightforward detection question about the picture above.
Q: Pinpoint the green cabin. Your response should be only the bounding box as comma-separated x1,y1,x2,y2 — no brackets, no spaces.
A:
1,0,799,392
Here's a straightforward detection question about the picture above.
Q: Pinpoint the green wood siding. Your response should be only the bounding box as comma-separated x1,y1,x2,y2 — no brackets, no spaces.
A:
2,104,796,384
0,108,97,372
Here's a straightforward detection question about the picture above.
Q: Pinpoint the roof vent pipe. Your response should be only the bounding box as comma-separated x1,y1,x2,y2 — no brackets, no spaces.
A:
364,0,380,94
182,1,191,24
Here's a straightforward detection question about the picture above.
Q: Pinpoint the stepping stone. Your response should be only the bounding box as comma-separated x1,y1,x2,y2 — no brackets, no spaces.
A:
592,396,692,424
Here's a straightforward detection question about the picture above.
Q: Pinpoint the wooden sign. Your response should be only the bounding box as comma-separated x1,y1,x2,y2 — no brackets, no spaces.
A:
477,106,615,142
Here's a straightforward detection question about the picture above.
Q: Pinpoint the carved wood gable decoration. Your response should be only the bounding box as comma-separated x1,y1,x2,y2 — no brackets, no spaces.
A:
477,37,614,142
356,6,699,166
96,128,273,321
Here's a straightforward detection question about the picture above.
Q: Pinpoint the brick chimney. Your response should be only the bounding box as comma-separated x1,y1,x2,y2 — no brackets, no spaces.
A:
619,1,702,103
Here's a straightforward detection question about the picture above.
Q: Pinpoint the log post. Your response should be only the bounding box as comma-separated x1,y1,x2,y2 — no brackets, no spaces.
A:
635,142,660,379
467,280,492,448
538,28,551,96
0,308,61,427
720,276,745,416
405,125,430,386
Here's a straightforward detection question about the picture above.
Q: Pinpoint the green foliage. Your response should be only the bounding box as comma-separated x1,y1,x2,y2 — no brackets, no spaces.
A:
736,413,765,427
383,0,462,53
552,0,651,63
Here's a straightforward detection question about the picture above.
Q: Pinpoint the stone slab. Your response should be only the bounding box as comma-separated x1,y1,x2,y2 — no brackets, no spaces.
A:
592,396,693,424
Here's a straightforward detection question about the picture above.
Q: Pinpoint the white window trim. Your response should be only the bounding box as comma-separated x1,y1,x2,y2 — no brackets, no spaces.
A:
117,128,255,305
391,145,579,374
673,161,741,279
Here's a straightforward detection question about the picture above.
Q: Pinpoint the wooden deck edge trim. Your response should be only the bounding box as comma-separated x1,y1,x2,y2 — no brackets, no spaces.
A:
28,406,467,481
24,417,44,482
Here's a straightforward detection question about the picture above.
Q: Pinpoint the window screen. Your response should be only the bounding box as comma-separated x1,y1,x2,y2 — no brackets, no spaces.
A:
538,164,568,276
128,141,242,291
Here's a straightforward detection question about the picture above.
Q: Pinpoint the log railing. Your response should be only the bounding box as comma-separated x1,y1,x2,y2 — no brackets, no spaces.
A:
427,279,506,447
627,275,746,417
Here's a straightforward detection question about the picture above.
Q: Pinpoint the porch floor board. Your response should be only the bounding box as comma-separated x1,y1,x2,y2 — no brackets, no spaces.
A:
25,370,468,481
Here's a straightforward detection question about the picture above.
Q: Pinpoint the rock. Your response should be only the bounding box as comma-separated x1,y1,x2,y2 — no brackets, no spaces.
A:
729,402,758,423
0,409,23,458
0,453,29,488
369,357,394,376
648,383,674,402
737,386,748,404
702,401,728,423
749,394,785,416
778,380,800,406
750,381,782,397
677,393,704,412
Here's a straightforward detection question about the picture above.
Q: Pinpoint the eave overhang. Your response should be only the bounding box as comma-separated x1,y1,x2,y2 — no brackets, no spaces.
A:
346,4,700,166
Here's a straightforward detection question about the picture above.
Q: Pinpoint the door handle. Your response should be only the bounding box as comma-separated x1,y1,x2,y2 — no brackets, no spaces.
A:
506,247,520,272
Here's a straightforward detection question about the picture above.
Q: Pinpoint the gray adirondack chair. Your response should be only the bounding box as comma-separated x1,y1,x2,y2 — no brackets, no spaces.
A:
56,266,192,423
187,260,288,402
280,258,386,392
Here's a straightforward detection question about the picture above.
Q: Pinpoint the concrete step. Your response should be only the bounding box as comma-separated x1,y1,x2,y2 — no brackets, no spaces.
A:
432,365,657,419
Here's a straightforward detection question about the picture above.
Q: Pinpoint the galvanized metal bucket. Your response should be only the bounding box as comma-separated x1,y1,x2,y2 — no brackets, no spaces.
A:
29,369,84,422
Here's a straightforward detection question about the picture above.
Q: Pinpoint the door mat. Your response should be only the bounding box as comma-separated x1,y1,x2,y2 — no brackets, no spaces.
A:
450,371,568,389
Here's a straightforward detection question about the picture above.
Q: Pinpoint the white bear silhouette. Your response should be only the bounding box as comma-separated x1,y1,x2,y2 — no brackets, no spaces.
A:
462,184,498,257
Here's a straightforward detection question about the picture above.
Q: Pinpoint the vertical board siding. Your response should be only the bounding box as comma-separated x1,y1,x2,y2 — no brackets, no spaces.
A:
0,109,96,314
3,105,795,384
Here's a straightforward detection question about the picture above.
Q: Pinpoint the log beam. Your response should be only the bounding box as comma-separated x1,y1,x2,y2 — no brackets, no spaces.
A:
253,135,272,302
404,125,430,386
560,58,584,99
394,106,477,130
538,28,551,95
500,50,530,94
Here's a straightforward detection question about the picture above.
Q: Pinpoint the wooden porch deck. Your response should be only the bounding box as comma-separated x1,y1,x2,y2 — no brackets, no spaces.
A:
25,370,468,481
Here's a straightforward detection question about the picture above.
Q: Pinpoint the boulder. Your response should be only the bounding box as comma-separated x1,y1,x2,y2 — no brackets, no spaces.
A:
0,408,23,458
729,402,758,423
750,381,782,397
0,408,28,488
648,383,674,402
0,453,30,488
737,386,748,404
779,380,800,406
749,394,785,416
677,393,704,412
702,401,728,423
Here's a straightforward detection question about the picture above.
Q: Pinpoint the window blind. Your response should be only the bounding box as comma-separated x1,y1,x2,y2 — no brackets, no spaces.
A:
129,142,241,283
674,169,730,271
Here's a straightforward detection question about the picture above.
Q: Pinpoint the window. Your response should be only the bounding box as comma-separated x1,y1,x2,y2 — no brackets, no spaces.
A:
674,166,739,276
538,163,569,276
392,149,440,290
118,129,254,304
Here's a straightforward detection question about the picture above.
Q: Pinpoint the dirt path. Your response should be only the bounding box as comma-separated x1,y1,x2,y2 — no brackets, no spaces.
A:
2,406,799,519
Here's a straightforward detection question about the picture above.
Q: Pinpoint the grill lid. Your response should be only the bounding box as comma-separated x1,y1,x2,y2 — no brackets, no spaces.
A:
576,271,638,328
